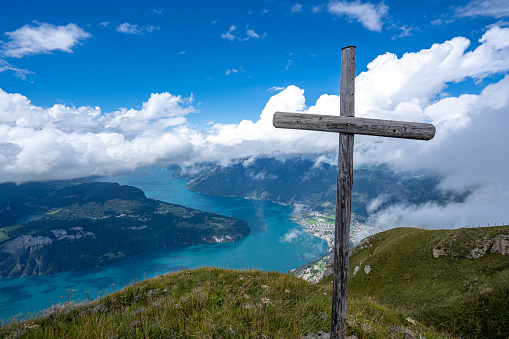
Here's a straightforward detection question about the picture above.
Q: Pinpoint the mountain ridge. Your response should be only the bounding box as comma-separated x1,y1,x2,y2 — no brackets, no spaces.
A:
177,157,468,222
296,225,509,338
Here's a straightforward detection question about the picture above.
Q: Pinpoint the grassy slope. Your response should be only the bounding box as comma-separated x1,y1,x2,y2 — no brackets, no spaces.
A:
0,267,451,338
328,226,509,338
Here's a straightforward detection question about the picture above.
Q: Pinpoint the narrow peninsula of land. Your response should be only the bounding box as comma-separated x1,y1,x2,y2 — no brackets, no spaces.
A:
0,181,249,278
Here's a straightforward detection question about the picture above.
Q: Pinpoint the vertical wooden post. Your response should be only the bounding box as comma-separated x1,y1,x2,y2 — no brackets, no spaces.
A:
331,46,356,339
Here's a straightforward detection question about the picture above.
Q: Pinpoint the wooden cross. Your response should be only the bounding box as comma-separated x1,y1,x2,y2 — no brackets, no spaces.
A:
272,46,435,339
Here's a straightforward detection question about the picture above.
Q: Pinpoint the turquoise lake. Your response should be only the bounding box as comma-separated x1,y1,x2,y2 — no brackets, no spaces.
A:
0,168,326,322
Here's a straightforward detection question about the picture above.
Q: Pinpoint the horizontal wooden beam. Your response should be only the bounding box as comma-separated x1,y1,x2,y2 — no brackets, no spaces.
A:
273,112,435,140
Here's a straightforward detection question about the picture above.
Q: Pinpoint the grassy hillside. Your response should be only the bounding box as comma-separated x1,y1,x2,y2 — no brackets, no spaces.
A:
0,267,452,338
320,226,509,338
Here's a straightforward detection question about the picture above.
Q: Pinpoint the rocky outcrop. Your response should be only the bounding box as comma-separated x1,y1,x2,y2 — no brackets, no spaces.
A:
50,227,95,241
1,235,53,256
432,231,509,259
490,234,509,255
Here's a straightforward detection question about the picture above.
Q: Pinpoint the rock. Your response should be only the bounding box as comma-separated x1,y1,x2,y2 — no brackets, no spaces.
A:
322,264,333,279
351,236,373,255
491,234,509,255
364,265,371,274
1,235,53,255
304,331,358,339
432,248,445,258
406,317,417,325
303,330,329,338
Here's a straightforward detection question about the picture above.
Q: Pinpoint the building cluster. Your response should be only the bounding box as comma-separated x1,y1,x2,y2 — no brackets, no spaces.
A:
293,211,375,252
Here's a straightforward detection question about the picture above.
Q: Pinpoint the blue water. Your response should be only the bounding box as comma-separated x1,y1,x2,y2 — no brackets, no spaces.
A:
13,214,45,225
0,168,326,322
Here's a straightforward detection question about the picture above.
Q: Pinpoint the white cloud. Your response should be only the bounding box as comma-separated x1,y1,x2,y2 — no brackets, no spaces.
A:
221,25,238,41
327,1,389,32
221,25,264,41
246,29,260,39
291,4,303,13
266,86,286,92
286,59,294,70
116,23,160,35
225,68,238,75
0,90,195,182
456,0,509,19
312,5,325,13
0,59,32,79
2,27,509,231
391,24,414,39
1,22,91,58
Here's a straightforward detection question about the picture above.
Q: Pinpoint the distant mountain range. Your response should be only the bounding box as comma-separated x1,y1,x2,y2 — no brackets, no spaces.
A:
0,181,249,277
176,157,467,221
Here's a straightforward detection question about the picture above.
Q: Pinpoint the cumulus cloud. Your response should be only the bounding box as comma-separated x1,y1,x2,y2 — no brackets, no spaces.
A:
1,22,91,58
2,26,509,231
116,23,159,35
456,0,509,19
0,91,195,183
327,0,389,32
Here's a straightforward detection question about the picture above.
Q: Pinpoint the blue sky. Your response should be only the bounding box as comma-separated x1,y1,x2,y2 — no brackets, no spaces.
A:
2,0,509,228
1,0,505,124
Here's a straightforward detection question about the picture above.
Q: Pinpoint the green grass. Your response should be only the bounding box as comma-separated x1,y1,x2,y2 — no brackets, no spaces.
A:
305,217,318,225
46,209,61,215
0,228,9,242
0,267,452,338
332,226,509,339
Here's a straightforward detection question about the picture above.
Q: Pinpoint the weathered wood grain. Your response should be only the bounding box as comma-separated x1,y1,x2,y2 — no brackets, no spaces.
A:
330,45,356,339
271,45,436,339
273,112,436,140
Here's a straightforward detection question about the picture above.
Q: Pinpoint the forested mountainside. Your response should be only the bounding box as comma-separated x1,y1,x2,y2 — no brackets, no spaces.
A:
177,157,467,221
0,182,249,277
